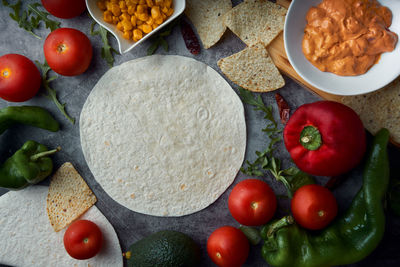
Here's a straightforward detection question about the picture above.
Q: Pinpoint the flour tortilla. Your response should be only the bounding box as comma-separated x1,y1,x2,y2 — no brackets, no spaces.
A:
185,0,232,49
80,55,246,217
0,186,123,267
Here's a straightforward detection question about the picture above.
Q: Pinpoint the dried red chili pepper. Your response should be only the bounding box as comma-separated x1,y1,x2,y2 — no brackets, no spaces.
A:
181,19,200,55
275,93,290,125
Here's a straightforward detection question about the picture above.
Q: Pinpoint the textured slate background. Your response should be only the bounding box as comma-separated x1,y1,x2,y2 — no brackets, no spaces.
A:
0,1,399,266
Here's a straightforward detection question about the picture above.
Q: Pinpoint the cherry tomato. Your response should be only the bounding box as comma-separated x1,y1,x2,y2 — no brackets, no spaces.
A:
207,226,249,267
228,179,277,226
44,28,93,76
63,220,103,260
41,0,86,19
0,54,41,102
291,184,338,230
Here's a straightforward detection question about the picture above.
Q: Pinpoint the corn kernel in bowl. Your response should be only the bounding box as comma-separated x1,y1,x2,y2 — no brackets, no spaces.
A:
97,0,174,42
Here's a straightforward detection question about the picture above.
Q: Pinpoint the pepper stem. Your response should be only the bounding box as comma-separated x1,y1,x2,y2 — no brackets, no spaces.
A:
30,146,61,161
300,126,322,151
267,216,294,237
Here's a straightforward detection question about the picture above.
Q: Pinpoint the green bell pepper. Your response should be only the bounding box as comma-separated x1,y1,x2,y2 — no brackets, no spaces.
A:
261,128,390,267
0,106,59,135
0,140,60,190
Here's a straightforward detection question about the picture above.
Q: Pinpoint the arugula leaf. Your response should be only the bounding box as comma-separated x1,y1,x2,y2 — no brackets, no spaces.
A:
238,88,315,198
27,3,60,31
90,21,119,67
35,61,75,124
2,0,60,38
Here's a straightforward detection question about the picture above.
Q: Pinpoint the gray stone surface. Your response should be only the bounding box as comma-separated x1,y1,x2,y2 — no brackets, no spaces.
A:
0,1,399,267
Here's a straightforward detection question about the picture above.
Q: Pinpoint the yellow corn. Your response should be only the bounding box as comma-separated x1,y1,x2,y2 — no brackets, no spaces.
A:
123,30,132,40
97,1,107,11
142,24,152,33
131,15,137,27
119,1,127,9
103,10,113,23
111,0,118,3
164,0,172,8
151,6,160,19
127,5,136,15
111,4,121,16
112,15,119,24
117,21,124,31
133,29,143,40
154,16,163,25
146,0,154,7
166,8,173,16
139,0,146,4
146,16,154,25
137,4,146,13
155,0,163,5
137,12,148,21
161,6,168,14
137,19,144,25
122,20,133,31
120,13,131,21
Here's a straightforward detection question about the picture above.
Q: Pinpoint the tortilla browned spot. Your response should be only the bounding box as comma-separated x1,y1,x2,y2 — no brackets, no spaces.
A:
185,0,232,49
341,78,400,144
218,42,285,92
223,0,286,47
46,162,97,232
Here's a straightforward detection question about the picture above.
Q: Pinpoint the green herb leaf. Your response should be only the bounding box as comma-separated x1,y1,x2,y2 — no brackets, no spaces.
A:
90,21,119,67
239,226,262,245
35,60,75,124
2,0,59,38
27,3,60,31
147,38,161,55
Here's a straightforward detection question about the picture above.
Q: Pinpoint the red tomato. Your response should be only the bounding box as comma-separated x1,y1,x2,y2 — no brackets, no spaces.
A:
63,220,103,260
41,0,86,19
291,184,338,230
0,54,41,102
44,28,93,76
228,179,277,226
207,226,249,267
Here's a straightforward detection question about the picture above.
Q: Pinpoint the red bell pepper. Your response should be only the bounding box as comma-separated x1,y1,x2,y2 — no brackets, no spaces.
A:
283,101,366,176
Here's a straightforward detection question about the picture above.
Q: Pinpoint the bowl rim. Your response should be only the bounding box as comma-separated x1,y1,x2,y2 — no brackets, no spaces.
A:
86,0,186,54
284,0,400,96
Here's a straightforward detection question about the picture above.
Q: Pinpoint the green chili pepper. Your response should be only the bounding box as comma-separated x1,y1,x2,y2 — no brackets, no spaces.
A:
0,140,60,190
261,128,390,267
0,106,59,135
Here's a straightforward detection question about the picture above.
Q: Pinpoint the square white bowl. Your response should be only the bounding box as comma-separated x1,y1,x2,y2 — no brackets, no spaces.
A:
284,0,400,96
86,0,186,54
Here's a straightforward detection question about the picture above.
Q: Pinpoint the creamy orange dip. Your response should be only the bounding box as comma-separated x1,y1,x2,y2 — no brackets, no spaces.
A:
302,0,398,76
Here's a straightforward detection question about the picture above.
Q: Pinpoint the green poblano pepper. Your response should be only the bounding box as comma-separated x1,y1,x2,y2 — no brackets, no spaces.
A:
261,128,390,267
0,140,60,190
0,106,59,135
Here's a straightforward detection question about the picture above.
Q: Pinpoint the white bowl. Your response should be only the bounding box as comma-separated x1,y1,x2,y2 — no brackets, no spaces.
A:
86,0,186,54
284,0,400,96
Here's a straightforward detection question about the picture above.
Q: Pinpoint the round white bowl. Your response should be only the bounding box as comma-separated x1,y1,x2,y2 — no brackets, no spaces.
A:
86,0,186,54
284,0,400,96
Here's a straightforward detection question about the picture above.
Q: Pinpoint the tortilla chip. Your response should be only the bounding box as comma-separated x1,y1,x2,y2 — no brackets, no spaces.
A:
223,0,286,47
218,42,285,92
341,78,400,144
47,162,97,232
185,0,231,49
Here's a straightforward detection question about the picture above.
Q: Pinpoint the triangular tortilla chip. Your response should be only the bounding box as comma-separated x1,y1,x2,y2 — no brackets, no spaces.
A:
218,42,285,92
223,0,286,47
341,78,400,144
185,0,232,49
47,162,97,232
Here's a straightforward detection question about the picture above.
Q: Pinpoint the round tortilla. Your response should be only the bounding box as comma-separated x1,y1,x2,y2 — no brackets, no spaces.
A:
80,55,246,216
0,186,123,267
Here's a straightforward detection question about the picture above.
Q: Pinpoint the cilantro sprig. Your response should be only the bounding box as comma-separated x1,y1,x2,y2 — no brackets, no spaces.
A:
2,0,60,39
238,88,314,197
90,21,120,67
36,61,75,124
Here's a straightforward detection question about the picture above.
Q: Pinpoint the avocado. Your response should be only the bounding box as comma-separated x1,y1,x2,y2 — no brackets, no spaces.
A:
127,230,201,267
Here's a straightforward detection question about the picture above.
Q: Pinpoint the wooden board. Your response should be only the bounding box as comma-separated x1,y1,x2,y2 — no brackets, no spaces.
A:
266,0,341,102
